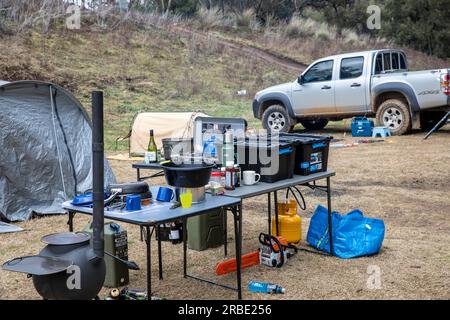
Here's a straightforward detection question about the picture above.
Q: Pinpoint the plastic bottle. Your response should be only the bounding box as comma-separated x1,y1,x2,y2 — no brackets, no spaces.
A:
210,171,222,184
203,136,217,159
248,281,285,294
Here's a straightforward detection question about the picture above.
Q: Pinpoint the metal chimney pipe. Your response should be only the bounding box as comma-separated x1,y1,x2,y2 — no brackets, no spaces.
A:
91,91,104,259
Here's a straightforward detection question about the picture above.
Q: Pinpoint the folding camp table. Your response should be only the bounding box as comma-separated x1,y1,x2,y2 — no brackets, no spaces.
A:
132,162,164,181
132,167,336,271
222,171,336,256
62,186,243,299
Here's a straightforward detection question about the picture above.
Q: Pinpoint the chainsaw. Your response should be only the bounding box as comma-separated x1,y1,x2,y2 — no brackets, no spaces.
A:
258,233,297,268
215,233,298,275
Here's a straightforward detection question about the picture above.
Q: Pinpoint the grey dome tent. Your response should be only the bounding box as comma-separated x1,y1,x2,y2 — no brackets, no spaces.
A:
0,80,116,221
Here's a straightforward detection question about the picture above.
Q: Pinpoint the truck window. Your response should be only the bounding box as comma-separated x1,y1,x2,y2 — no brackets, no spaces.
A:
375,54,383,74
375,51,407,74
383,53,392,71
392,53,399,69
340,57,364,79
303,60,333,83
400,53,407,69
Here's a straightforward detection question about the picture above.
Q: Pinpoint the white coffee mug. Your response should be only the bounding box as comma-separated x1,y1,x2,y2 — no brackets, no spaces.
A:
243,170,261,185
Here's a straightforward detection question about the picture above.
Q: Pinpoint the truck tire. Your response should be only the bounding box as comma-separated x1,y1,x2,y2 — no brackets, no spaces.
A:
376,99,411,135
299,119,329,131
262,104,295,133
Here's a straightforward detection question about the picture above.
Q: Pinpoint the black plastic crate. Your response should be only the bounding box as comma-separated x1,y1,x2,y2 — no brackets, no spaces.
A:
238,140,295,183
278,133,332,176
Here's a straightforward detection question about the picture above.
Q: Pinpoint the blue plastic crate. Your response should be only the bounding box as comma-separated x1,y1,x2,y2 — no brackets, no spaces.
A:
351,117,374,137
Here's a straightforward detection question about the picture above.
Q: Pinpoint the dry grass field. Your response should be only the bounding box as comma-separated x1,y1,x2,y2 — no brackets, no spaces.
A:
1,124,449,300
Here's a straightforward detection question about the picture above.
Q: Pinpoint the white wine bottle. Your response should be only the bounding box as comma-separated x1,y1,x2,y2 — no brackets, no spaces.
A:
146,129,157,163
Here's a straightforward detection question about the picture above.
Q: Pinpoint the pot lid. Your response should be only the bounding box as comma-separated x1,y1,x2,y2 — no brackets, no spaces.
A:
2,255,73,276
41,232,90,246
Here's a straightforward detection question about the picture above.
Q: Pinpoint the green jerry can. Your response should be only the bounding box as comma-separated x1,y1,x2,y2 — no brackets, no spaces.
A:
187,208,225,251
83,221,129,287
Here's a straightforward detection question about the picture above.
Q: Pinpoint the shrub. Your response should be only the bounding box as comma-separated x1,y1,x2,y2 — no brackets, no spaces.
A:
234,8,255,30
284,16,314,38
196,6,221,31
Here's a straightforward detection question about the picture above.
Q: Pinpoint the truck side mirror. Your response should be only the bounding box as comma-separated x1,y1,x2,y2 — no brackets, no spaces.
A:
298,75,305,85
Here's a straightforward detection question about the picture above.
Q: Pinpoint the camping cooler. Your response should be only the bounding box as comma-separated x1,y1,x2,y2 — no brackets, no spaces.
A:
278,133,332,176
351,117,374,137
238,140,295,183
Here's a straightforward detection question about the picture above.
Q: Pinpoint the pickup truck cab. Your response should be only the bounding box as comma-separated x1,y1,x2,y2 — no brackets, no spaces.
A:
253,49,450,134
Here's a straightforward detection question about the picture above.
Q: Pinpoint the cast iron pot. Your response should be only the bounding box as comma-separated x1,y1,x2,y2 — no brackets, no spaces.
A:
161,162,214,188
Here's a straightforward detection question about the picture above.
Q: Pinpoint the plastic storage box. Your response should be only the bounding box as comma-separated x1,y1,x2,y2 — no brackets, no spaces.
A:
238,140,295,183
351,117,374,137
278,133,332,176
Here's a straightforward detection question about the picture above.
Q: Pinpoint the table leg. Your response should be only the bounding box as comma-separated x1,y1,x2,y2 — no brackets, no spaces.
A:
326,176,334,256
144,226,152,297
136,168,141,181
223,207,228,257
67,211,74,232
157,225,163,280
267,193,272,234
233,203,243,300
183,218,188,277
274,191,280,236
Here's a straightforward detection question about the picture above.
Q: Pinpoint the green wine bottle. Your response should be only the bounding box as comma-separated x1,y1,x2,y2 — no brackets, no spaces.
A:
146,129,157,163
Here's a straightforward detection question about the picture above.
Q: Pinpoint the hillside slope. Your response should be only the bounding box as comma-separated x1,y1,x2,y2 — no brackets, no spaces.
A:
0,25,293,150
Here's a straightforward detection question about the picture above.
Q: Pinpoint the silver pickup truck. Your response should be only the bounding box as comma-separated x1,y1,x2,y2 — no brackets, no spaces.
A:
253,49,450,135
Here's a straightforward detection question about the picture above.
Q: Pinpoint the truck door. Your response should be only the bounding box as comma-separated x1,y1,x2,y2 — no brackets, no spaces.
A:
334,56,368,113
292,60,335,115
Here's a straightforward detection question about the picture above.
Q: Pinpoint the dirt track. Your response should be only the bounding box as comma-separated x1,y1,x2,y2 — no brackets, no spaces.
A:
1,125,449,300
167,24,307,73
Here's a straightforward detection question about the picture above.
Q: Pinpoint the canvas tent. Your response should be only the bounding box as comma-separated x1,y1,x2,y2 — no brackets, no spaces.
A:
0,80,116,222
129,112,208,156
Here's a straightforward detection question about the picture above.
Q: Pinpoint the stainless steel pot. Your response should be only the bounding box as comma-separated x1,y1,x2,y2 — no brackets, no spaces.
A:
180,186,205,203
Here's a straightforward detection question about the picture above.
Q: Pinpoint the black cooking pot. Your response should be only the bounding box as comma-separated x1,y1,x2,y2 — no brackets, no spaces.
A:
161,162,214,188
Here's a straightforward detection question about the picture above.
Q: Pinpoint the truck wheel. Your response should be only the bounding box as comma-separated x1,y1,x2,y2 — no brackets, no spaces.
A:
300,119,329,131
376,99,411,135
262,104,295,133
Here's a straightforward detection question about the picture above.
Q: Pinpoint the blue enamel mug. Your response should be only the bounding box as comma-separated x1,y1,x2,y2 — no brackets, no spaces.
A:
156,187,174,202
126,194,142,211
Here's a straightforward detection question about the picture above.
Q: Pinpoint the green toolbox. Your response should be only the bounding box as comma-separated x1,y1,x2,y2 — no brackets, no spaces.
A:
187,208,225,251
83,221,129,287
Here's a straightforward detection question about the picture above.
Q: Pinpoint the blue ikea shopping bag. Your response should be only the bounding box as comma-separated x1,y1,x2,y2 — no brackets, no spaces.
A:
306,205,385,258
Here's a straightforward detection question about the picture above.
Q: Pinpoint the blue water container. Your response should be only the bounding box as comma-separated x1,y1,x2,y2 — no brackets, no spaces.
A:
351,117,374,137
